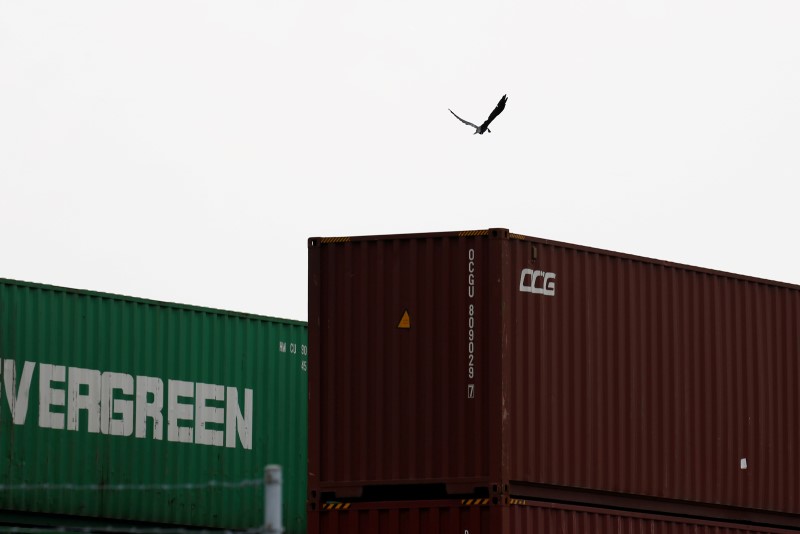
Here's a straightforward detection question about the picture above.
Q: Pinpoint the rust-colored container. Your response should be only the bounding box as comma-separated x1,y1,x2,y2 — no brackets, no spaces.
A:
308,229,800,525
310,498,796,534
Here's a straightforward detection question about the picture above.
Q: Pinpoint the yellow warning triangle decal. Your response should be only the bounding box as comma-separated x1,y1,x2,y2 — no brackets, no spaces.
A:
397,310,411,329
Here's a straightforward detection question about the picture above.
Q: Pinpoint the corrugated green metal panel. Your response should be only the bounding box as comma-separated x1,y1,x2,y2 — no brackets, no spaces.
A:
0,278,308,531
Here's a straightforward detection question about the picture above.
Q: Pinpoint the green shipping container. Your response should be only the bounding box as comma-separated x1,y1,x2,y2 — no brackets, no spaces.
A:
0,278,308,531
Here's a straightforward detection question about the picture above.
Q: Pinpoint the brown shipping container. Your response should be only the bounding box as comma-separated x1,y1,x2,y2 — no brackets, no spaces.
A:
308,229,800,524
310,499,797,534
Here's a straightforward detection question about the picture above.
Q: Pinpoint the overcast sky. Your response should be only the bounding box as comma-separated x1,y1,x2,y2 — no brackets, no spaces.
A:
2,1,799,322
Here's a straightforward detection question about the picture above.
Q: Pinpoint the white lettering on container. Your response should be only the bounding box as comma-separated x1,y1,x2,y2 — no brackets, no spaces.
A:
467,248,476,399
135,376,164,440
101,372,134,437
195,383,225,447
519,268,557,297
68,367,101,433
168,379,194,444
39,364,66,429
226,386,253,450
1,359,256,449
2,359,35,425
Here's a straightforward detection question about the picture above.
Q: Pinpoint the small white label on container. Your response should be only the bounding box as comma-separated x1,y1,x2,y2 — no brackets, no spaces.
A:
740,458,748,469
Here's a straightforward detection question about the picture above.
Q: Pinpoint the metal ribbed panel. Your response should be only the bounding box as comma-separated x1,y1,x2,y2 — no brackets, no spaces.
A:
311,499,797,534
0,278,307,531
505,239,800,516
309,235,494,494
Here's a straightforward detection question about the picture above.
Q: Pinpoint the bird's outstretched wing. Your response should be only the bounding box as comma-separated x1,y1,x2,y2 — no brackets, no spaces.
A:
449,109,479,129
481,94,508,130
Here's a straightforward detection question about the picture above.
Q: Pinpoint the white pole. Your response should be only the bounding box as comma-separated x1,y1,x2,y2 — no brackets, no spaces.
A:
264,465,283,533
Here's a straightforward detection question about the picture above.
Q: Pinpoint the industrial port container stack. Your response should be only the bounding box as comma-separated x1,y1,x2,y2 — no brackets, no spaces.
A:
0,278,308,531
308,228,800,534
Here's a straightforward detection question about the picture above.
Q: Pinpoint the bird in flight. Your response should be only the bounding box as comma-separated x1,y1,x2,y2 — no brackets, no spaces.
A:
449,94,508,135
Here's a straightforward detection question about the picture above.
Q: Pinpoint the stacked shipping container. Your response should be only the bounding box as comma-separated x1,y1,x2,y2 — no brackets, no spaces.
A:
0,278,308,531
308,228,800,533
312,499,800,534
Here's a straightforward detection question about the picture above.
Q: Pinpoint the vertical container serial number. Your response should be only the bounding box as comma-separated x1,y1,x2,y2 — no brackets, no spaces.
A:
467,248,476,399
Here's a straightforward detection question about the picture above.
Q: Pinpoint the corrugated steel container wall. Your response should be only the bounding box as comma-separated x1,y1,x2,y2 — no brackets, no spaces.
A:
308,229,800,523
310,499,797,534
0,278,308,531
308,232,498,495
504,236,800,515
